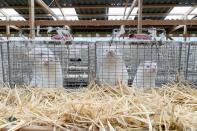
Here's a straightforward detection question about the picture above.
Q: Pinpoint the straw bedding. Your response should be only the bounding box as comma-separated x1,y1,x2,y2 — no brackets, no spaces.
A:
0,82,197,131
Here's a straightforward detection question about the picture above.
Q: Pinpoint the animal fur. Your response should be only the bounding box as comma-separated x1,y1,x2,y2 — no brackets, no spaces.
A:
28,46,63,88
96,45,128,86
133,61,157,88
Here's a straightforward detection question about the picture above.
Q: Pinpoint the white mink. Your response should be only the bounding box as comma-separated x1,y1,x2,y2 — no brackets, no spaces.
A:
96,45,128,86
133,61,157,88
28,46,63,88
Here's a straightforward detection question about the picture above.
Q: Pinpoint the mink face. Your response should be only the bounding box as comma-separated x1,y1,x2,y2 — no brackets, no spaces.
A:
139,61,157,74
28,46,63,88
102,47,120,63
97,45,128,86
133,61,158,88
29,47,56,66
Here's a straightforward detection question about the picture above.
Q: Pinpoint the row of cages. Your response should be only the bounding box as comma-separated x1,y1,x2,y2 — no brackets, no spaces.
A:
0,40,196,88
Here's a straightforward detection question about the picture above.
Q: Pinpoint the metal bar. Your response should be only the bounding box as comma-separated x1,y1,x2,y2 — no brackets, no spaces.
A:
88,43,90,83
137,0,143,34
6,41,12,87
185,42,191,80
177,42,183,82
0,44,5,84
94,43,97,82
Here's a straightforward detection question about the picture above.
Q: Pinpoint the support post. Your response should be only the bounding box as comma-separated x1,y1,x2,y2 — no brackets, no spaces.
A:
29,0,35,39
137,0,143,34
6,16,10,38
183,25,187,41
183,16,188,41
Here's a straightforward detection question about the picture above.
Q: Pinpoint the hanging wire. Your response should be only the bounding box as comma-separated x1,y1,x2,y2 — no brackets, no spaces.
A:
49,0,55,7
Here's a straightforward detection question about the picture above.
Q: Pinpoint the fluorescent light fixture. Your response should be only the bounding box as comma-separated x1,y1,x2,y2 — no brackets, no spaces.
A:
51,8,78,20
0,8,25,20
108,7,138,20
165,6,194,20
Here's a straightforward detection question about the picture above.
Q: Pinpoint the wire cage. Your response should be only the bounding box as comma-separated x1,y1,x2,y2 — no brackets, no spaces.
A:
0,39,196,88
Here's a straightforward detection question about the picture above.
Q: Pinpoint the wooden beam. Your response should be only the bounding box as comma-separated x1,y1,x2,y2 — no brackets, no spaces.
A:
125,0,138,20
169,6,196,34
118,0,137,35
168,25,184,33
9,25,20,30
123,0,128,19
0,9,20,31
1,4,196,9
29,0,35,39
6,17,10,38
35,0,60,20
183,25,187,41
20,13,197,18
0,20,197,26
54,0,66,20
137,0,143,34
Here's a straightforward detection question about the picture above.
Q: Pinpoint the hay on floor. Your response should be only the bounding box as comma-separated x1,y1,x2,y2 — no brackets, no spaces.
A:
0,82,197,131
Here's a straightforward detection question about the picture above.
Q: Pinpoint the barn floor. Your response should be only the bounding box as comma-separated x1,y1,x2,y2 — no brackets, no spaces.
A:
0,81,197,131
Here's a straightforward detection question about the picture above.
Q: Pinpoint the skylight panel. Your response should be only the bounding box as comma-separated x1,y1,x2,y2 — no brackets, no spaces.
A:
0,8,25,21
51,8,62,16
51,8,78,20
62,8,78,20
165,6,193,20
51,8,63,20
108,7,138,20
128,7,138,20
0,12,6,20
191,8,197,14
0,12,3,16
169,7,192,14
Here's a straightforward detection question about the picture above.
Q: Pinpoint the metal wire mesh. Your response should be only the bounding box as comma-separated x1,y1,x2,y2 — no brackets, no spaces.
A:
0,40,196,88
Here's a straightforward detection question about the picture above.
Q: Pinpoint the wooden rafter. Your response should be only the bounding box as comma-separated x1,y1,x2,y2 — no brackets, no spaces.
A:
1,4,196,9
54,0,66,20
0,9,20,31
0,20,197,26
35,0,60,20
19,13,197,18
168,6,196,34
